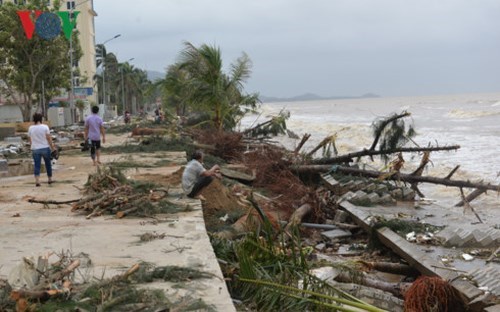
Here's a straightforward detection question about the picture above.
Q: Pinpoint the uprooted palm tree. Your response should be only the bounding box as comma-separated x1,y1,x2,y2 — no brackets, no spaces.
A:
177,42,259,131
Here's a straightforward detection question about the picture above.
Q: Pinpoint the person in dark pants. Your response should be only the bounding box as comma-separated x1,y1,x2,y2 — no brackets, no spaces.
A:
182,150,221,199
84,106,106,166
28,113,56,187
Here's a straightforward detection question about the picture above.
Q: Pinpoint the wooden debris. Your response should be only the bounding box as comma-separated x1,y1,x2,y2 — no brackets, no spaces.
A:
220,166,256,183
334,271,411,297
131,127,166,136
294,165,500,192
294,133,311,155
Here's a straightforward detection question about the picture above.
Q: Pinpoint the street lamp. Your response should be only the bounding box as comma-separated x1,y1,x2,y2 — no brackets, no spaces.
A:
121,57,134,115
100,34,121,117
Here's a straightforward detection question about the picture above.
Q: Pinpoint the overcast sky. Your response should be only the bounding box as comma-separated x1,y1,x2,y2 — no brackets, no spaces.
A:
93,0,500,98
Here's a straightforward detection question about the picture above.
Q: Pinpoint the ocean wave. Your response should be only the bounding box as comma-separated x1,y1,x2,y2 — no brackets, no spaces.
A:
446,109,500,119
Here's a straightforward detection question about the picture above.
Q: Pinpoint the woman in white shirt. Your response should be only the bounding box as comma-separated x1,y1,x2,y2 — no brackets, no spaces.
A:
28,113,56,187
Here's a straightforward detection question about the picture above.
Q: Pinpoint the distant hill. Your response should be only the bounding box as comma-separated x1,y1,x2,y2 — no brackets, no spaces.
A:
146,70,165,82
142,75,380,103
259,93,380,103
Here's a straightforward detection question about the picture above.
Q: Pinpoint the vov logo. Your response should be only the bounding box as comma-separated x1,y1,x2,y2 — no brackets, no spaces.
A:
17,10,79,40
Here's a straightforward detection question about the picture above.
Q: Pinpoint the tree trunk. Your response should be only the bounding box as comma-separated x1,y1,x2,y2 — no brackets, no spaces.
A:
293,165,500,192
335,272,411,297
285,203,312,231
310,145,460,165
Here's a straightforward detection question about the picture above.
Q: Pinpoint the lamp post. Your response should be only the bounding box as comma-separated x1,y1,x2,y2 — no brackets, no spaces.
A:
100,34,121,117
121,57,134,115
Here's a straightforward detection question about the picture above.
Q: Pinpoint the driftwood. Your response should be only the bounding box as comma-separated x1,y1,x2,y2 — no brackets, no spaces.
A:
455,188,486,207
285,203,312,232
72,186,168,219
10,288,65,301
299,222,359,231
293,165,500,193
11,259,80,304
131,127,166,136
307,135,337,157
310,145,460,165
35,260,80,291
294,133,311,155
242,118,275,135
334,272,411,297
458,188,483,223
486,246,500,263
409,151,431,198
28,198,80,205
444,165,460,179
357,260,418,276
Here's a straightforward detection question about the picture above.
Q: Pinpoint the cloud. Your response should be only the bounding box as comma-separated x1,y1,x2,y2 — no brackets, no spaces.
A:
94,0,500,97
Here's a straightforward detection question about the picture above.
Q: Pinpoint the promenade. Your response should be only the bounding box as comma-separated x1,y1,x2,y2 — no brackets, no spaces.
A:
0,134,235,311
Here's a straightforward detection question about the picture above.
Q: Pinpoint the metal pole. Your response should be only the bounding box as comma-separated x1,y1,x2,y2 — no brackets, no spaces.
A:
102,56,106,107
121,66,124,114
100,34,121,119
69,16,74,123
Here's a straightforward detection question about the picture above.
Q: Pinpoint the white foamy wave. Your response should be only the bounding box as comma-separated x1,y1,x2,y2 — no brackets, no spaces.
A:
492,101,500,107
446,109,500,119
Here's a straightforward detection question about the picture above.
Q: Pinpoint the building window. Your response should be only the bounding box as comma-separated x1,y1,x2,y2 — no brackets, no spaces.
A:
73,77,80,87
67,1,75,10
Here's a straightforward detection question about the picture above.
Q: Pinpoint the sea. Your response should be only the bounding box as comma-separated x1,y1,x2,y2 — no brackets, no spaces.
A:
239,92,500,222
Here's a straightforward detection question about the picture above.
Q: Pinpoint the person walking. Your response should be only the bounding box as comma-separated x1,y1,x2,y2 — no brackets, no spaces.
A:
182,150,221,199
28,113,56,187
84,105,106,166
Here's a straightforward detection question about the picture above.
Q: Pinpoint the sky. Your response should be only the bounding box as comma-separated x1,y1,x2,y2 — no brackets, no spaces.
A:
93,0,500,98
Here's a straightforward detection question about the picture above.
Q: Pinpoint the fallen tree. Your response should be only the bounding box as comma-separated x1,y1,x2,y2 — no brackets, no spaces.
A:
293,165,500,193
310,145,460,165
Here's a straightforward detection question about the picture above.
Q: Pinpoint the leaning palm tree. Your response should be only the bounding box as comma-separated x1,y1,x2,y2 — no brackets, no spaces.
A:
178,42,259,131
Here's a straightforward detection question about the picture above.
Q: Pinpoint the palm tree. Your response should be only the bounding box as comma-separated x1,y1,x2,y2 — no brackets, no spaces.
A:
177,42,259,131
117,62,150,114
156,63,191,117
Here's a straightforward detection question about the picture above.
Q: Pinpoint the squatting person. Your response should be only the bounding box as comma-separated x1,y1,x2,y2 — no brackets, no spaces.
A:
182,150,221,199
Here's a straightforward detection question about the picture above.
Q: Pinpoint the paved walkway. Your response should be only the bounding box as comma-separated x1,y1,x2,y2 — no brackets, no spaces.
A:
0,144,235,311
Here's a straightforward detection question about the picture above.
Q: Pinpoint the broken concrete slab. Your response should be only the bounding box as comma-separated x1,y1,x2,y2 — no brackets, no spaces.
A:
340,201,490,306
321,228,352,240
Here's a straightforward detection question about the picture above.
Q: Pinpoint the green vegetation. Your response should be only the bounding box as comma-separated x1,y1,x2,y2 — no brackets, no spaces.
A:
211,227,384,311
0,0,81,121
157,42,259,131
103,136,190,154
94,45,152,114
